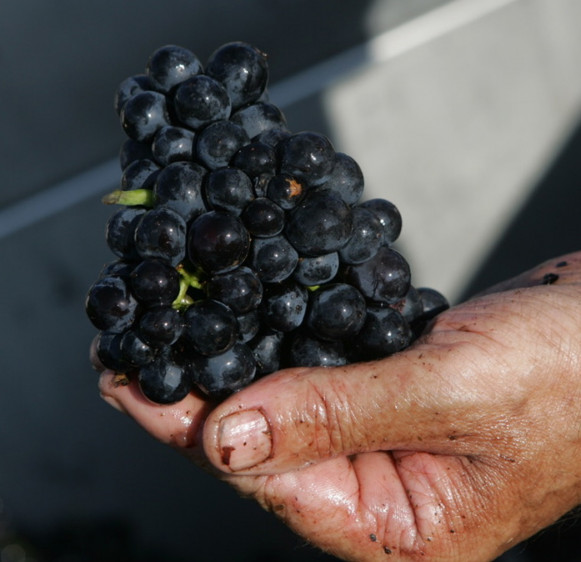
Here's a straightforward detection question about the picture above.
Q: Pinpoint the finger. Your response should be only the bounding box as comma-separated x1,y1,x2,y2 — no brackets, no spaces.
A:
98,370,211,451
201,297,526,474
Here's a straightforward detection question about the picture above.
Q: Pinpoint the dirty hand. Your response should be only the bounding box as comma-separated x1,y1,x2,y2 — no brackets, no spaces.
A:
99,252,581,561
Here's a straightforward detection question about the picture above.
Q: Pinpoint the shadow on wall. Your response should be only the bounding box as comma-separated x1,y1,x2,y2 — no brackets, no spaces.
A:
461,111,581,299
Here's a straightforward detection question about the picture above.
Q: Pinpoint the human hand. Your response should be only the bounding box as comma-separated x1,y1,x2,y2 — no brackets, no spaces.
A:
99,252,581,561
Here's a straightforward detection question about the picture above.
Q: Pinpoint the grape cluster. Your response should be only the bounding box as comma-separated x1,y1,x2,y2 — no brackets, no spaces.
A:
86,42,449,404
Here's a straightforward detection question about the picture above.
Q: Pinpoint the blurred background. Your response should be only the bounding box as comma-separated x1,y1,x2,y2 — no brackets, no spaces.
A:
1,0,581,560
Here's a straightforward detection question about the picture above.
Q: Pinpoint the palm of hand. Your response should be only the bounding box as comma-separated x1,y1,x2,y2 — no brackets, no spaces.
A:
99,253,581,561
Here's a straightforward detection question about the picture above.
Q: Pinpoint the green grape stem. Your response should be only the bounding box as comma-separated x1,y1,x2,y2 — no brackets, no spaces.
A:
102,189,155,207
172,264,206,310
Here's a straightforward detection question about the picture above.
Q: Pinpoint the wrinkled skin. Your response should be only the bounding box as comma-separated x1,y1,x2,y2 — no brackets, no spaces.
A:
99,252,581,561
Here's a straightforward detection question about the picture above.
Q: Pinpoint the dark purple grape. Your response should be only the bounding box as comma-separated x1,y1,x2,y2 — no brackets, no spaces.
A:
181,299,238,356
338,206,383,265
206,266,262,314
285,191,353,256
95,331,131,372
188,342,256,398
105,207,146,261
130,259,180,306
120,91,170,142
260,281,308,332
287,332,347,368
230,141,277,179
119,139,153,170
266,173,305,210
393,286,424,323
99,260,134,280
417,287,449,320
195,120,250,170
187,211,250,274
254,128,290,148
119,330,156,368
134,206,187,266
351,306,412,361
204,168,254,215
293,253,339,286
85,276,139,332
173,74,231,129
146,45,202,93
138,306,183,346
306,283,366,341
343,246,411,304
249,235,299,283
138,350,192,404
236,310,261,343
114,74,154,116
230,102,286,139
249,329,284,375
359,198,402,245
153,161,207,221
240,197,285,238
279,131,336,186
315,152,364,206
205,42,268,109
121,159,161,190
151,126,195,166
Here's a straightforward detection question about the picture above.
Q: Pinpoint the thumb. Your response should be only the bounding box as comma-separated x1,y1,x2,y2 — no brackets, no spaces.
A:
202,303,509,474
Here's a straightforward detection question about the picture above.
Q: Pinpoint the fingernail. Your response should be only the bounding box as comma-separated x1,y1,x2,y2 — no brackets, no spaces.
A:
217,409,272,471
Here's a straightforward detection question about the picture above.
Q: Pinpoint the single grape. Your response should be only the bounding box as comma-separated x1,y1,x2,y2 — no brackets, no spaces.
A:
146,44,202,93
315,152,364,206
105,206,146,261
287,331,347,368
293,252,339,286
94,331,131,372
240,197,285,238
187,211,250,274
173,74,231,130
195,120,249,170
114,74,154,116
151,126,195,166
236,309,261,343
130,259,180,307
359,198,402,245
230,102,287,139
85,276,139,332
153,161,208,222
138,350,192,404
138,305,183,346
351,306,412,361
121,159,160,191
206,266,263,314
306,283,367,341
279,131,336,186
119,329,156,368
119,139,153,171
230,141,277,179
285,191,353,256
338,206,383,265
249,235,299,283
188,342,256,399
260,280,308,332
204,168,254,216
205,42,268,109
181,299,238,356
248,329,284,376
417,287,450,320
343,246,411,304
266,173,305,210
134,206,187,266
120,91,170,142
